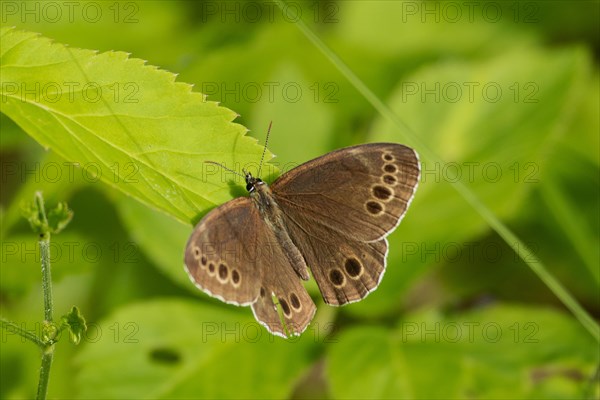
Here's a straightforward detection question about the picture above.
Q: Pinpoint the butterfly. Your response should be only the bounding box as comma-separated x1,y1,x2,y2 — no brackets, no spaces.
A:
185,134,420,338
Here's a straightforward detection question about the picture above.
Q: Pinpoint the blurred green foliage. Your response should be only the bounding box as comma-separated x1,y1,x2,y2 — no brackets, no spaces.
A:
1,1,598,398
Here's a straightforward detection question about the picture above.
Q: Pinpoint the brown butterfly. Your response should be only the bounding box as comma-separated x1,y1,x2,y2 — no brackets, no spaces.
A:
185,134,420,338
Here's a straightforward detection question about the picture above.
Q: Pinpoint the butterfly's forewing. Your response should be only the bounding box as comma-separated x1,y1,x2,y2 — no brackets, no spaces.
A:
185,197,316,336
272,143,419,242
185,198,262,305
271,143,420,305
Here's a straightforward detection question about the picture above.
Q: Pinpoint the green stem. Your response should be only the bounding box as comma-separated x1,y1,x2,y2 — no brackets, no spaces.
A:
0,318,45,348
40,238,53,322
35,192,55,400
37,350,54,400
35,191,54,322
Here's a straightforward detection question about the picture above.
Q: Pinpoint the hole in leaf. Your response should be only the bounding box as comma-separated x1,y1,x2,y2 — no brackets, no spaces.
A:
149,347,181,365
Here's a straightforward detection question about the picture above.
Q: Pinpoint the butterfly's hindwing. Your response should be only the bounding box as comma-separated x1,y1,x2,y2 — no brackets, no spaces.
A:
282,214,389,305
251,258,316,337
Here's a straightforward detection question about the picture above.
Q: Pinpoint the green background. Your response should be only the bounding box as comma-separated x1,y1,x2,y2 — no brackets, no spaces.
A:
1,1,598,398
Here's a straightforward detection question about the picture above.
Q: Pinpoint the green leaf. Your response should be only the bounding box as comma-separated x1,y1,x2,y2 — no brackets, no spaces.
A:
327,305,599,399
61,306,87,345
75,299,319,398
20,191,72,236
376,46,588,230
0,27,267,225
46,201,73,234
351,46,590,317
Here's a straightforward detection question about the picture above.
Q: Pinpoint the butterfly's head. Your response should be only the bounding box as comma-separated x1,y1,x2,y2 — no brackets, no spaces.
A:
244,171,264,194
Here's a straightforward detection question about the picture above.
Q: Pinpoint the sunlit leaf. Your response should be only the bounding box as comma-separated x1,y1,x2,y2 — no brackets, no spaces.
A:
327,305,598,399
76,299,319,398
0,27,268,225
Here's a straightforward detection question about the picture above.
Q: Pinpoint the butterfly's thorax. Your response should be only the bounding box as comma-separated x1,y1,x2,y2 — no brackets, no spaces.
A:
249,181,276,215
249,179,310,281
246,177,281,224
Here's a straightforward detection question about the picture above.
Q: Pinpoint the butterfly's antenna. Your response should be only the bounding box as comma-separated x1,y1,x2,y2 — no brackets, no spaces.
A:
204,161,246,179
257,121,272,178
